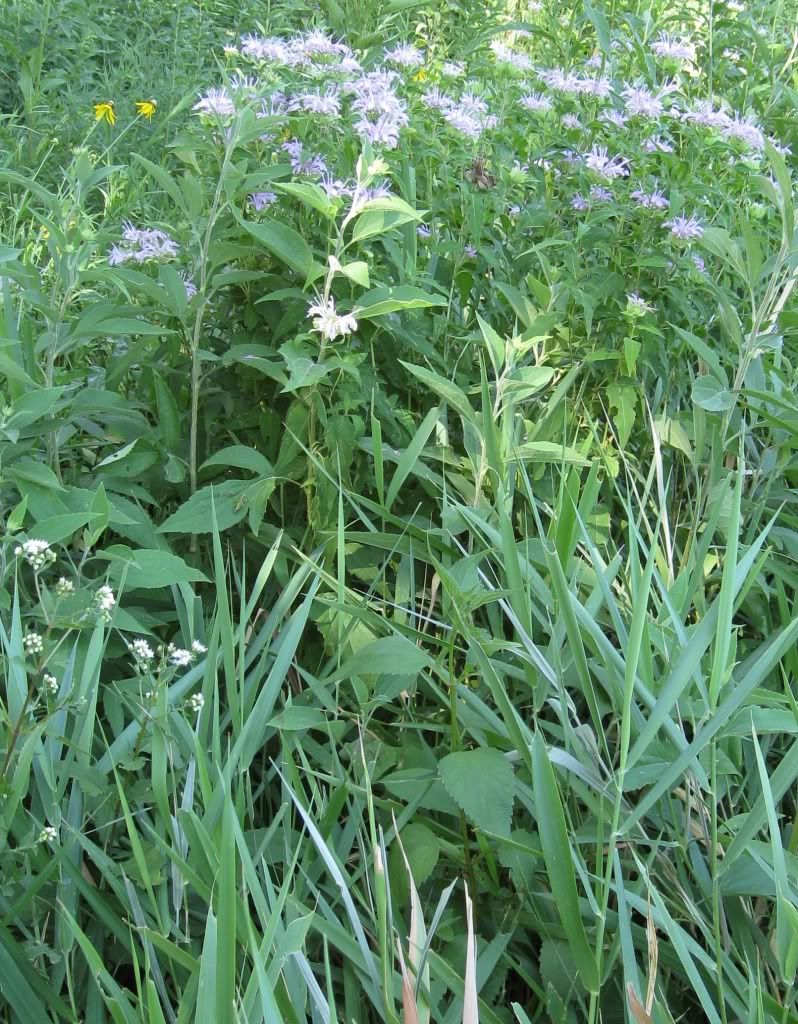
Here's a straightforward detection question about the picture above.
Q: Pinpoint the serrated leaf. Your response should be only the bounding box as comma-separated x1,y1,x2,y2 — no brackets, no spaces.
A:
439,748,514,836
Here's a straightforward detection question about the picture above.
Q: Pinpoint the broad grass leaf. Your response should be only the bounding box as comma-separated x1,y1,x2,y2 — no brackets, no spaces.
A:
510,442,591,467
531,733,599,993
439,748,514,837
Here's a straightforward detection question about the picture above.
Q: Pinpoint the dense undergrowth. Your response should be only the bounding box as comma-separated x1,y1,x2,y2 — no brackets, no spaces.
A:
2,0,798,1021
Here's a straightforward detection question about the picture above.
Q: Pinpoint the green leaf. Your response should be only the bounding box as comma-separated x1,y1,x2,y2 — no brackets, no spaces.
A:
510,441,591,467
333,634,433,680
397,822,440,886
399,361,474,422
236,211,321,278
532,733,599,993
30,512,97,544
102,546,209,589
692,375,736,412
339,260,370,288
201,445,273,477
157,480,249,534
439,748,514,836
351,207,420,243
275,181,338,218
268,706,328,731
356,285,446,319
6,458,64,492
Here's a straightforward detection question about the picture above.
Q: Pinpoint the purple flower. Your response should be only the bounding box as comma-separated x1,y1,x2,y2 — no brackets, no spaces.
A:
180,271,198,299
562,113,581,130
299,88,342,117
464,244,477,258
349,70,402,115
692,253,706,273
442,61,465,77
585,145,630,180
355,111,408,148
520,91,552,113
539,68,583,95
422,87,452,111
282,139,328,175
442,93,496,139
319,175,353,199
297,30,350,58
339,55,362,76
490,41,533,71
650,32,695,61
603,109,629,128
643,135,675,154
108,244,128,266
631,187,669,209
240,35,297,64
579,76,611,99
365,181,393,201
384,43,424,68
417,224,431,239
626,292,652,314
258,92,290,118
664,213,704,239
249,191,277,211
622,84,667,119
589,185,613,201
110,224,180,264
229,74,259,94
721,115,765,151
193,88,235,118
571,193,589,211
682,101,730,129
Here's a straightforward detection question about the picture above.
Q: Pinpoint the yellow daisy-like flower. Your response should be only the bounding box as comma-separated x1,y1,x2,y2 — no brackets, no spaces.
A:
94,101,116,125
135,99,157,120
413,68,428,82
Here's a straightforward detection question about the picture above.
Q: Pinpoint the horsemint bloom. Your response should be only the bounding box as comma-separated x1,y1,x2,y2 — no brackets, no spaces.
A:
308,297,358,340
664,213,704,239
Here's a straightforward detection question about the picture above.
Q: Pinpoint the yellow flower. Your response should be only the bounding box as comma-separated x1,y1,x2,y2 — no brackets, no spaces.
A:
413,68,428,82
94,101,116,126
135,99,157,120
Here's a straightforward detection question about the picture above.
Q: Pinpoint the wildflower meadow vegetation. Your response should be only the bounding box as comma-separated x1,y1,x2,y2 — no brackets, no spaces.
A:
2,0,798,1020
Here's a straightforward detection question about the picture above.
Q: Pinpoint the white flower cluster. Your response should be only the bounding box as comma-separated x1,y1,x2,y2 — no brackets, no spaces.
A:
24,631,44,656
128,638,155,665
15,539,56,571
167,639,207,668
43,673,58,694
55,577,75,596
38,825,58,844
187,693,205,714
95,585,116,621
